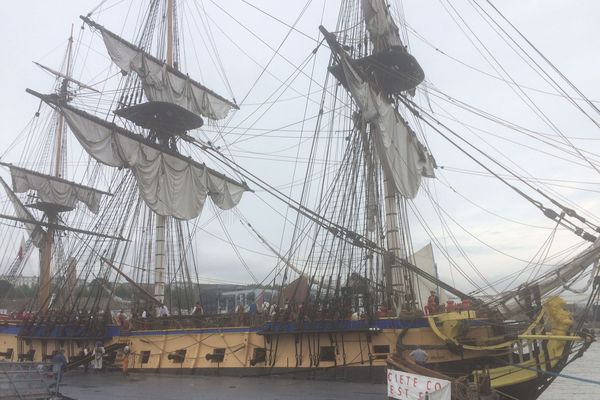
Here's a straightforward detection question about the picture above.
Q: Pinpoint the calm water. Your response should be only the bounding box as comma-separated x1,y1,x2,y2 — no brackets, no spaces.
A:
59,344,599,400
61,373,384,400
540,342,599,400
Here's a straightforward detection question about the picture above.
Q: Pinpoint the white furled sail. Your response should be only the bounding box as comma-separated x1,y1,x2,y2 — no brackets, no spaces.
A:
410,243,447,310
0,176,45,247
361,0,404,53
60,106,247,220
500,237,600,316
3,164,102,214
83,18,238,121
340,53,435,198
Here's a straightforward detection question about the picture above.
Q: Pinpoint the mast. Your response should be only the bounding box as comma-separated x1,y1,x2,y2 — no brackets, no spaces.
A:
38,223,53,310
153,0,175,307
53,25,73,179
66,5,242,313
39,26,75,310
319,0,429,315
383,178,406,312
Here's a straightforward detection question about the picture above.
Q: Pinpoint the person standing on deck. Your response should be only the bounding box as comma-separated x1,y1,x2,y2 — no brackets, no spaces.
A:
234,303,245,325
140,309,150,329
191,302,203,316
248,301,257,316
117,309,127,327
248,301,258,324
159,304,170,317
51,349,67,391
92,341,105,371
79,345,91,373
122,344,131,376
410,346,429,366
425,290,439,315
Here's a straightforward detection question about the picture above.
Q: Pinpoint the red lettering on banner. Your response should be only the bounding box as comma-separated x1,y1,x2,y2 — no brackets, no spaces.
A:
393,386,411,398
387,369,450,400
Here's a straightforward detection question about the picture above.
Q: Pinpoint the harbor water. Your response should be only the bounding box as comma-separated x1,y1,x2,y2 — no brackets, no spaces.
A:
60,373,384,400
59,343,599,400
539,343,599,400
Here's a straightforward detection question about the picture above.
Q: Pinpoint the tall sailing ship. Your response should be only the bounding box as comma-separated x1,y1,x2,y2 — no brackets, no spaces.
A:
0,1,598,399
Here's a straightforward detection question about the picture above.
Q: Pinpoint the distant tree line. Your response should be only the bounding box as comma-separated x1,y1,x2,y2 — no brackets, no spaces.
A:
0,278,260,314
0,280,38,298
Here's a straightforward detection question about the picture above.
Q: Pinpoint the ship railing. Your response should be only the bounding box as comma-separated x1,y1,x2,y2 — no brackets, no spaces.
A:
129,313,269,331
127,309,389,332
0,361,58,400
17,320,111,341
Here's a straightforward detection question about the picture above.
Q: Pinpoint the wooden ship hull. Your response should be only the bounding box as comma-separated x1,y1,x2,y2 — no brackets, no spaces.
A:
0,297,590,399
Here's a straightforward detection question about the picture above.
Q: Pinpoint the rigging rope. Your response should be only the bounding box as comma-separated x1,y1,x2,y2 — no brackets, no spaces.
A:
481,0,600,124
398,95,599,243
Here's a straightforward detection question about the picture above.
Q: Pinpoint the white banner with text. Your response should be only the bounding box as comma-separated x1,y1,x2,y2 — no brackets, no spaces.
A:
387,369,451,400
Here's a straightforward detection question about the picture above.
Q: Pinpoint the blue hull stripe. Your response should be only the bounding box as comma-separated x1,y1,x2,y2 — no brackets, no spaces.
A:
0,318,435,338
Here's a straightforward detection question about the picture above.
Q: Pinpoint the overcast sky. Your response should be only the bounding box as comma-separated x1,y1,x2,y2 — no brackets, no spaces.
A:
0,1,599,298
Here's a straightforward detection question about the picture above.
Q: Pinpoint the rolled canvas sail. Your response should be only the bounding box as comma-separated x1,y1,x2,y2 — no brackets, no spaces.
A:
500,238,600,316
100,28,237,121
61,107,246,220
411,243,447,310
8,166,101,214
340,53,434,198
0,176,45,247
361,0,404,53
